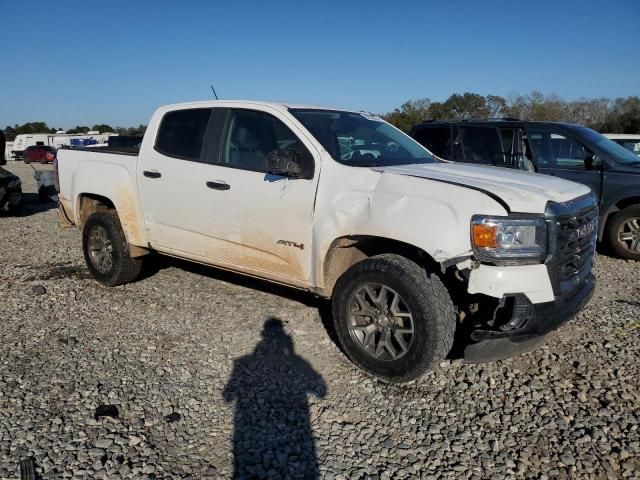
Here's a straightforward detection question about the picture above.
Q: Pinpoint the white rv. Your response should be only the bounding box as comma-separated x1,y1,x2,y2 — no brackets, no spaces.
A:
11,132,118,159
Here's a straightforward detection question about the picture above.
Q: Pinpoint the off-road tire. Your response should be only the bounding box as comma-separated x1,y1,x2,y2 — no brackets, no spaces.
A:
82,210,143,286
332,254,456,383
607,205,640,261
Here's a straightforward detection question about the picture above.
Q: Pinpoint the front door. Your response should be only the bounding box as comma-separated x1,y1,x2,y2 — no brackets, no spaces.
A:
200,108,319,284
524,124,602,198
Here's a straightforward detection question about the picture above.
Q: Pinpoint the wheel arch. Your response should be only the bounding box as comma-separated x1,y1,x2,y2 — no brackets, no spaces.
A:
600,195,640,240
76,193,115,226
318,235,442,297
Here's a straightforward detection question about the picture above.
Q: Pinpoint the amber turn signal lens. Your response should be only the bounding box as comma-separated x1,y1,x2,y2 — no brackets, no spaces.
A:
472,223,498,248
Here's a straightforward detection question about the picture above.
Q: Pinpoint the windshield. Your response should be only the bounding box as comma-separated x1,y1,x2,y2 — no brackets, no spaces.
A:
572,126,640,165
290,109,434,167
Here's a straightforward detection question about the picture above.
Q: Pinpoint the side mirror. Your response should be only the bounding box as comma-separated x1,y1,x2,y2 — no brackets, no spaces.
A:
266,149,306,178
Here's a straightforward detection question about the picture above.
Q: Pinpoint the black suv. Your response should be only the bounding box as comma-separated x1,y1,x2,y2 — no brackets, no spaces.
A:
410,119,640,260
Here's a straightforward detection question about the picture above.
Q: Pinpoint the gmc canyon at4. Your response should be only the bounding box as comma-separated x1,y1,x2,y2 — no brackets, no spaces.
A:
57,100,597,382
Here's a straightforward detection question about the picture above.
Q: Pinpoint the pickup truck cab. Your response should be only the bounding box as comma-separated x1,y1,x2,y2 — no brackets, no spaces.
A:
410,119,640,260
57,101,597,382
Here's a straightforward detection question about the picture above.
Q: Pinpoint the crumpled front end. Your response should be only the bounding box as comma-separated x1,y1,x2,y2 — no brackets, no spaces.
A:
458,194,598,362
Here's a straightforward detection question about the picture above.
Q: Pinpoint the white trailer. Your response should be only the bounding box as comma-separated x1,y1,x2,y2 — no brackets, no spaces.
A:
11,132,118,159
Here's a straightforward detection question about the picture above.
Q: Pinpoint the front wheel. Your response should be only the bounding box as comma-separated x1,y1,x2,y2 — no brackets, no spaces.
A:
82,210,143,286
607,205,640,261
332,254,456,383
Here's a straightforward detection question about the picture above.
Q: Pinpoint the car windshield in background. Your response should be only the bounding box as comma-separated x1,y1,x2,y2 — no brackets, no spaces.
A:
573,126,640,165
290,109,434,167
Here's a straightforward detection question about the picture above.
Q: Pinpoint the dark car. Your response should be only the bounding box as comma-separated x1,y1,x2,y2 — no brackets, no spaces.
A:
0,166,22,213
410,119,640,260
0,130,6,165
24,145,56,164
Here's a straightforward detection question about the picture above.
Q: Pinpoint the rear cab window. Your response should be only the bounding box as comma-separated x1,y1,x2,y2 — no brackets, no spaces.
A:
155,108,212,161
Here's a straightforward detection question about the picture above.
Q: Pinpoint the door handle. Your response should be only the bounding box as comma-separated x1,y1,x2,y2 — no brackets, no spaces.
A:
143,170,162,179
206,181,230,190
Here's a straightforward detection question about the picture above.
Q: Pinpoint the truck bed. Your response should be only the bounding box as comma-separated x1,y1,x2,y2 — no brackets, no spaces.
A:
56,147,146,246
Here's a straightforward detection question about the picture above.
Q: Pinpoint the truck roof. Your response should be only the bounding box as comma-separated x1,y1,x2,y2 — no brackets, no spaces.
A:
159,99,357,113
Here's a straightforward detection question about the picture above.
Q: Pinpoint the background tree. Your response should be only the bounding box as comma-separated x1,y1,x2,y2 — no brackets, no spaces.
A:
444,92,490,119
486,95,507,118
66,126,90,134
91,124,115,133
382,92,640,133
381,98,432,132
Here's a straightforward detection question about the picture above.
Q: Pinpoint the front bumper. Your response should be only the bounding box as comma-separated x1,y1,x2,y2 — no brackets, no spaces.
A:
463,272,595,363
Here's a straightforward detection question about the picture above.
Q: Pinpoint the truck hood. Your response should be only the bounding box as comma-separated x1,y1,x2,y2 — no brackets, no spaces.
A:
373,163,591,213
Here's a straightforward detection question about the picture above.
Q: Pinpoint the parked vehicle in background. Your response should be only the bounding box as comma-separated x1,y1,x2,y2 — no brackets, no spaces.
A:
69,138,98,148
11,134,52,160
57,100,597,382
23,145,56,164
603,133,640,156
11,132,117,159
0,131,5,165
410,119,640,260
0,166,22,213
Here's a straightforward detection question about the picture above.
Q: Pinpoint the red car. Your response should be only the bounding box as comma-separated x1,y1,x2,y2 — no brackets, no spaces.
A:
23,145,56,164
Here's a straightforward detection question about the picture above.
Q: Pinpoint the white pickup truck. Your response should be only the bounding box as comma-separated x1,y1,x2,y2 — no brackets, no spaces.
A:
57,100,597,382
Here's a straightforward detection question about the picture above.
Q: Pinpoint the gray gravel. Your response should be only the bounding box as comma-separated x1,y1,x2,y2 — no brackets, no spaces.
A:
1,162,639,479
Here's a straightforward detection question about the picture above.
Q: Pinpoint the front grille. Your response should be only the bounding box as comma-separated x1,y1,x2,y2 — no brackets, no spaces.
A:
556,207,598,280
546,194,598,296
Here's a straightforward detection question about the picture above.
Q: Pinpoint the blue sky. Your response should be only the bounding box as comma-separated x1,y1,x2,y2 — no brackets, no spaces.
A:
1,0,638,129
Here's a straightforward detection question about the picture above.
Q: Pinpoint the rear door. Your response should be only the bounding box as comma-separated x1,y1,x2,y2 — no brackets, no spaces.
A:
199,107,319,284
137,107,221,257
525,124,602,198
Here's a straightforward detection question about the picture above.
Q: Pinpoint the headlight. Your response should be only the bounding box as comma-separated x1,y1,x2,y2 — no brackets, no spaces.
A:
471,215,548,264
7,179,21,189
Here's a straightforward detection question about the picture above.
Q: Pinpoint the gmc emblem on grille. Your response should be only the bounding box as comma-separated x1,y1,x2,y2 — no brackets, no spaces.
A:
577,220,596,239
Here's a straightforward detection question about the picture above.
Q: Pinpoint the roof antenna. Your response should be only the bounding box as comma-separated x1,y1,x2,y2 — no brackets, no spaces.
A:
210,84,219,100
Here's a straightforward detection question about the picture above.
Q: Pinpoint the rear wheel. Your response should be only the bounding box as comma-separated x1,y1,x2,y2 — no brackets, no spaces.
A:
332,254,456,383
607,205,640,261
82,210,143,286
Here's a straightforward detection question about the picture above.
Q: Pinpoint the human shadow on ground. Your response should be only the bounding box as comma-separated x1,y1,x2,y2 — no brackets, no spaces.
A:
223,317,327,479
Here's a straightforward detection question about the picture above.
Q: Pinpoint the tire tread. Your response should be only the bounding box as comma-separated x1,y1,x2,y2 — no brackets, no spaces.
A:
82,210,143,286
332,254,456,383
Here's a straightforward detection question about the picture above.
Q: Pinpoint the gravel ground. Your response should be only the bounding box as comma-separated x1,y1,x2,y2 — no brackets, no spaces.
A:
0,162,638,479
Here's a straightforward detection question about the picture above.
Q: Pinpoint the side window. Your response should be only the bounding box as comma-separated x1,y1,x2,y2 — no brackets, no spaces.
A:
452,126,503,164
525,127,587,168
618,140,640,154
412,126,451,159
220,109,313,173
155,108,212,161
